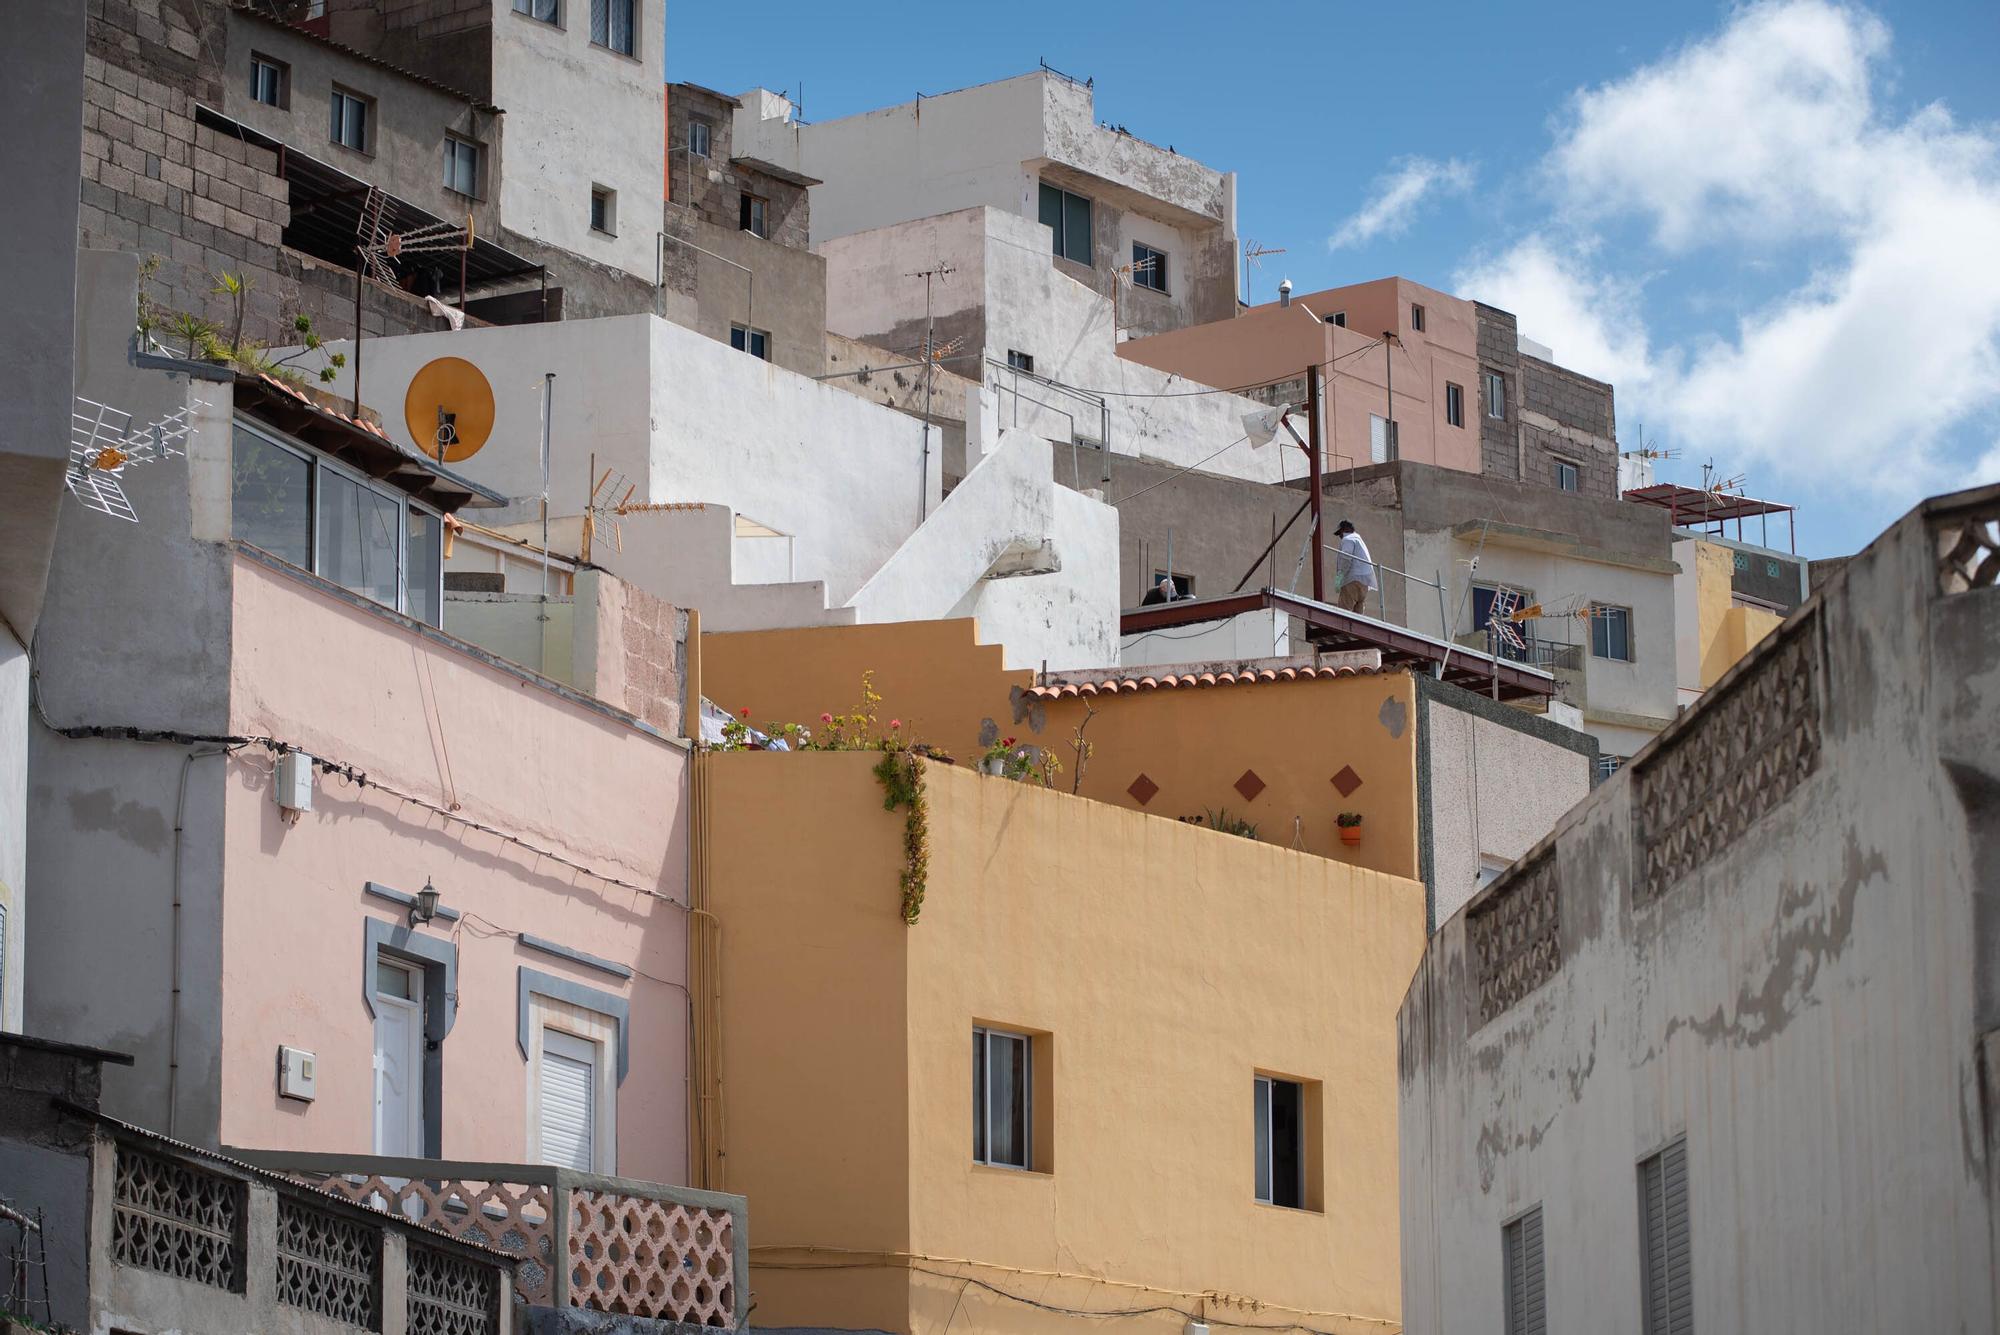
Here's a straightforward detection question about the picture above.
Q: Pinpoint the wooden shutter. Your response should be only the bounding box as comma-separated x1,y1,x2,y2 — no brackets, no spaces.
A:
538,1030,596,1172
1640,1139,1693,1334
1503,1207,1546,1335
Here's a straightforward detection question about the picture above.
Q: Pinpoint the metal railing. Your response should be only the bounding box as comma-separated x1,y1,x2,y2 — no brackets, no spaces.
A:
987,357,1112,489
234,1152,747,1327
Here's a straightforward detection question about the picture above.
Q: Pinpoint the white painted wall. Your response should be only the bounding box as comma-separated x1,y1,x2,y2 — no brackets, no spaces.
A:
1404,528,1678,754
847,429,1118,671
318,313,937,608
1119,608,1292,669
820,208,1285,485
490,0,663,282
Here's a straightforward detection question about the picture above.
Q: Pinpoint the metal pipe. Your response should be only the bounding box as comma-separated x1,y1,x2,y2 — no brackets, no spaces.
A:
1306,364,1325,603
657,231,753,328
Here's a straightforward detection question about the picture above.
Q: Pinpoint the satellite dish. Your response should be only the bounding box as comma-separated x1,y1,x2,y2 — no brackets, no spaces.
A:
403,356,495,463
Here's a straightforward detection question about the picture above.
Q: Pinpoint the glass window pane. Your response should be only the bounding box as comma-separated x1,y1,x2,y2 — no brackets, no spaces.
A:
590,0,608,44
376,959,413,999
611,0,633,53
1254,1077,1272,1202
318,470,402,608
1038,183,1063,254
972,1030,986,1163
406,508,442,625
232,428,312,567
1063,192,1092,264
1271,1079,1303,1208
989,1033,1026,1167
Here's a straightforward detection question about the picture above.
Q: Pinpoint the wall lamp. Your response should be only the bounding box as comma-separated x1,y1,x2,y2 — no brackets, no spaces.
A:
410,878,442,928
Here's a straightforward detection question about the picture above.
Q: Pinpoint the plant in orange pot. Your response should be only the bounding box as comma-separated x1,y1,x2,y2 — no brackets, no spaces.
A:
1336,812,1363,846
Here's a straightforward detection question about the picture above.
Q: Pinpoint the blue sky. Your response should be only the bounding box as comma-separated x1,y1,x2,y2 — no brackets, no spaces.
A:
666,1,2000,557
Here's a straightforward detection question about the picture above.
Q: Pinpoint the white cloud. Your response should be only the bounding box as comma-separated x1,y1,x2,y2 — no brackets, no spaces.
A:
1461,0,2000,498
1327,157,1474,251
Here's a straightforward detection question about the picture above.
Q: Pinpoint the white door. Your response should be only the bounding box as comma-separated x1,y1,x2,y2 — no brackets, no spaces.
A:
537,1028,597,1172
372,959,424,1157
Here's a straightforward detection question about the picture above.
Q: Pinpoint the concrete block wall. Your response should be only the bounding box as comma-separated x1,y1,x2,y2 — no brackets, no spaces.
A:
79,0,448,351
1521,356,1619,501
1474,302,1520,481
668,85,810,249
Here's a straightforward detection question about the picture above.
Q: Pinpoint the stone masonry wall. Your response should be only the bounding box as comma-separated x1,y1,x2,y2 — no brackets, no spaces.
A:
667,84,810,250
81,0,448,352
1474,302,1520,481
1520,356,1618,502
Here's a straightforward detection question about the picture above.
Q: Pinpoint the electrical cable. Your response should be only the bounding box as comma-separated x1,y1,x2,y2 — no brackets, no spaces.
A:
1108,435,1249,506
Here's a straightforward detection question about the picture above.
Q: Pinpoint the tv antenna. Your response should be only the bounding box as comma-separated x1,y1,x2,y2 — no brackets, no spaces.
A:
579,457,705,562
65,395,203,522
1242,240,1286,300
351,187,472,414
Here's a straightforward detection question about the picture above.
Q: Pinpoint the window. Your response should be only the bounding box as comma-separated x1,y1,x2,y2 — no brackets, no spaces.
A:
1006,349,1034,374
329,87,369,152
1638,1139,1692,1334
1472,585,1534,662
972,1026,1031,1169
1131,242,1168,293
250,55,287,109
1446,381,1465,428
1369,414,1399,464
687,118,711,158
1150,570,1194,599
590,0,635,55
1254,1075,1306,1208
1038,182,1093,265
1477,856,1511,890
537,1028,600,1171
1590,604,1633,662
512,0,559,21
443,136,480,197
1554,459,1579,492
231,422,446,626
373,959,424,1156
589,185,616,235
739,192,767,238
1484,369,1507,419
1330,311,1347,328
1411,302,1426,332
1502,1206,1547,1335
730,325,769,360
1597,754,1626,781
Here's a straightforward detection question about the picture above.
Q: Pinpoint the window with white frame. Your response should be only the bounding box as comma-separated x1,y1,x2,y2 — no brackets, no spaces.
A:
688,119,712,158
739,192,768,238
1131,242,1168,292
590,0,635,55
250,54,287,108
1590,604,1633,662
1330,311,1347,328
329,87,369,152
230,421,446,626
1446,381,1465,428
1554,459,1579,492
1369,414,1399,463
1006,349,1034,374
443,136,480,197
1484,369,1507,419
512,0,559,22
1412,302,1427,332
528,998,618,1175
972,1026,1031,1169
730,325,769,360
1254,1074,1307,1208
1038,182,1093,265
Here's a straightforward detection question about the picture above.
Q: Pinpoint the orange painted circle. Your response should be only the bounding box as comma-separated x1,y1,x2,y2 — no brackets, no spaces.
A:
403,356,495,463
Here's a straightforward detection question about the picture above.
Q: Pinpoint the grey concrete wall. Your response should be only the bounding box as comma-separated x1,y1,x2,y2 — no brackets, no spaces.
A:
659,209,827,378
1399,485,2000,1331
222,7,505,241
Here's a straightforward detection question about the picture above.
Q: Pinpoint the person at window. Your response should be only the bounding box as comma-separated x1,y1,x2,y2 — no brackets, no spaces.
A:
1140,576,1178,606
1332,520,1377,614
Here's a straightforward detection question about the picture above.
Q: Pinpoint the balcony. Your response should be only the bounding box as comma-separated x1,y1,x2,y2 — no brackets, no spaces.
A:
235,1152,747,1328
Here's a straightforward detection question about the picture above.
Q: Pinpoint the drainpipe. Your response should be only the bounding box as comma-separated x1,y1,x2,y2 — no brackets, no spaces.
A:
169,745,227,1137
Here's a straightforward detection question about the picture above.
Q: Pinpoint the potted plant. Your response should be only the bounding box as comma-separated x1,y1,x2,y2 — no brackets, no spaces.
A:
979,737,1018,776
1337,812,1363,846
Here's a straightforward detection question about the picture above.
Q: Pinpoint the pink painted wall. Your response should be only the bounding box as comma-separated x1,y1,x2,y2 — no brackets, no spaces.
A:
1118,276,1482,476
218,554,690,1181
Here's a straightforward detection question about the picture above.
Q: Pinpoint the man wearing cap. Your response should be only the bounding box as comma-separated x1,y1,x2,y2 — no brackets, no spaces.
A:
1332,519,1377,614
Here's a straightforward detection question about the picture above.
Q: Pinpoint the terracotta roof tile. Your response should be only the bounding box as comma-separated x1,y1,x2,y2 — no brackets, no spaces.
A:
1027,662,1395,700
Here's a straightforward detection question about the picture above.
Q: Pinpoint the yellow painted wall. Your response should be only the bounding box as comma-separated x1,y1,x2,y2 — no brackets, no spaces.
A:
1691,540,1786,688
704,620,1421,882
706,752,1426,1335
1027,673,1421,882
702,619,1029,766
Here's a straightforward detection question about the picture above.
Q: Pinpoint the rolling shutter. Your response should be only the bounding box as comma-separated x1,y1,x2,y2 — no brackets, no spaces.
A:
1502,1206,1546,1335
538,1031,597,1172
1640,1139,1693,1335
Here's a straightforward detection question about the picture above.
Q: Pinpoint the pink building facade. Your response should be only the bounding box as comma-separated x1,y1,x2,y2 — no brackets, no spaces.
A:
1117,276,1485,477
29,258,693,1186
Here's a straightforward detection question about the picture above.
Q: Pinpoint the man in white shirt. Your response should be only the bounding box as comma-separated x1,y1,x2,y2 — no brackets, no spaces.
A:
1332,519,1377,614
